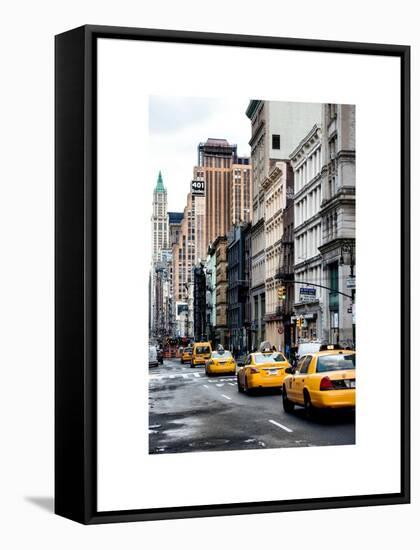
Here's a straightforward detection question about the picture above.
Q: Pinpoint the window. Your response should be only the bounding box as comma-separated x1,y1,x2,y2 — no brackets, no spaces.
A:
299,355,312,374
316,354,355,373
272,134,280,150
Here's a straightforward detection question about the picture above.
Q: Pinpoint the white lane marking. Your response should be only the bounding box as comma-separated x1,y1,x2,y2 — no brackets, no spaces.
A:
229,383,235,386
216,383,224,387
269,419,293,433
169,375,175,379
194,372,200,378
182,374,188,379
221,394,232,400
203,384,209,388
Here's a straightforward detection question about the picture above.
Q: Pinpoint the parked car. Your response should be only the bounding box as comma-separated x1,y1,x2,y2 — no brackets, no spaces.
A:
148,345,159,368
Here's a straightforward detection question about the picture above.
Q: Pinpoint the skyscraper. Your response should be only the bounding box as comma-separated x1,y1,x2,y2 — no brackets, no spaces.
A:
151,171,169,262
196,138,237,249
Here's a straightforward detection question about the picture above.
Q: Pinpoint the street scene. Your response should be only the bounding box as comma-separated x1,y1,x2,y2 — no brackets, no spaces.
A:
149,97,356,454
149,358,355,454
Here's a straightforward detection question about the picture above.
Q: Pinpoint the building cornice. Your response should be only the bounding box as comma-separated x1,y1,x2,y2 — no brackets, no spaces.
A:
290,124,322,164
246,99,262,120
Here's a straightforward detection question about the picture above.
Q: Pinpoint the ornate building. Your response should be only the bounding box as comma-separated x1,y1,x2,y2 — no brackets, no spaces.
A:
290,125,324,343
318,104,356,347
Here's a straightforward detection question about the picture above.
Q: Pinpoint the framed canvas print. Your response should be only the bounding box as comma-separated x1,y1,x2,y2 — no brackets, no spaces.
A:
55,25,410,524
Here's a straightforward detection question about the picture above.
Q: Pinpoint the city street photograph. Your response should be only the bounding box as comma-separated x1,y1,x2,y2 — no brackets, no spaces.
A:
148,96,356,455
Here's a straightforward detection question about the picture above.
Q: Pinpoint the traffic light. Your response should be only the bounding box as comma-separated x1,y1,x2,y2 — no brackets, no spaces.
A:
296,317,303,328
277,286,286,301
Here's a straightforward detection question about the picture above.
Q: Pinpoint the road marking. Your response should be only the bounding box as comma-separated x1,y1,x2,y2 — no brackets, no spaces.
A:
221,394,232,400
269,419,293,433
203,384,209,388
169,375,175,379
216,383,224,387
194,372,200,378
182,374,188,379
229,383,235,386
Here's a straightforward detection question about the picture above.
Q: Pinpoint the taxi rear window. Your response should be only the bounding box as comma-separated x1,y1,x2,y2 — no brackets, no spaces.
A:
195,346,210,354
316,354,356,373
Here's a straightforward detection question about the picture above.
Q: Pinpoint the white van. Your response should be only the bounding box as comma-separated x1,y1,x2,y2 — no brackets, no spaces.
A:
296,341,322,361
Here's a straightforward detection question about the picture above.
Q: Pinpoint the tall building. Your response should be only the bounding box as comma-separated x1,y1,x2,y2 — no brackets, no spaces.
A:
151,171,169,262
246,100,322,349
196,138,237,249
231,158,252,225
172,190,205,305
150,171,170,338
318,104,356,347
290,124,324,342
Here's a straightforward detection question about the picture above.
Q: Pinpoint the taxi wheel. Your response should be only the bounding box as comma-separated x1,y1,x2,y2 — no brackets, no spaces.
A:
181,359,184,364
237,376,243,392
303,391,315,418
282,387,295,413
244,377,253,395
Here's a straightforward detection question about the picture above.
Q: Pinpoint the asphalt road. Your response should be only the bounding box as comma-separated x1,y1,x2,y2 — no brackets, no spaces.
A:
149,358,355,454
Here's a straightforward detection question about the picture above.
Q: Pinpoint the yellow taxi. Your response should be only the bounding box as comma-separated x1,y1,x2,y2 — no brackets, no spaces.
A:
191,342,212,367
282,349,356,415
180,346,192,364
205,349,236,376
237,351,291,394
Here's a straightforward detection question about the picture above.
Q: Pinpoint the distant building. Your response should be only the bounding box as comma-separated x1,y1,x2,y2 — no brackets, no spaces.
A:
150,171,170,337
263,161,294,352
168,211,183,246
231,159,252,226
172,190,205,307
290,124,324,343
196,138,236,250
151,171,169,262
227,223,251,354
213,235,228,347
318,104,356,346
205,246,217,344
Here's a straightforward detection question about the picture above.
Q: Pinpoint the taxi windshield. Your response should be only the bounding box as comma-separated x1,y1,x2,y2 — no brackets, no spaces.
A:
316,354,356,372
195,346,210,354
211,351,232,359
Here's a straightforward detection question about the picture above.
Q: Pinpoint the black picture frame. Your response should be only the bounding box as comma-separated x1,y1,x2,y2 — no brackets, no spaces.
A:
55,24,410,525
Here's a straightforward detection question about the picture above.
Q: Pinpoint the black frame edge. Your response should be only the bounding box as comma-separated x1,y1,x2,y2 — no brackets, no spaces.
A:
55,25,90,524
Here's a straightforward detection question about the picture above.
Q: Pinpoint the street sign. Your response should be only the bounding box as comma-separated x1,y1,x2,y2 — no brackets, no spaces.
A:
346,276,356,289
191,179,205,196
299,287,316,302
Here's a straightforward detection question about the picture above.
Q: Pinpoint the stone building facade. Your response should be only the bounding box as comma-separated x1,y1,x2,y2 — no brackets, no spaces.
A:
290,124,324,342
318,104,356,347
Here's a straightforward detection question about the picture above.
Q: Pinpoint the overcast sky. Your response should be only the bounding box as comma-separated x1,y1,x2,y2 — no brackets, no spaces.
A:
149,95,252,212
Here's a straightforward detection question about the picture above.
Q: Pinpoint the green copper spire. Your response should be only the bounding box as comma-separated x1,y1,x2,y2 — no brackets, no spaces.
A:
155,171,165,193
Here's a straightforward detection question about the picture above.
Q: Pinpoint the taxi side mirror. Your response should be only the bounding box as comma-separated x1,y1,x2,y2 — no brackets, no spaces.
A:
285,367,294,374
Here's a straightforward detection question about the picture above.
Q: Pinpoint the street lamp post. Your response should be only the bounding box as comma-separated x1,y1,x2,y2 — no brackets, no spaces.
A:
340,240,356,348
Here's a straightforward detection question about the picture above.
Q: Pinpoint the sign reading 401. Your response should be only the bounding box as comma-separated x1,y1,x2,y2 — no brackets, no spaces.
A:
191,179,205,196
